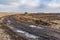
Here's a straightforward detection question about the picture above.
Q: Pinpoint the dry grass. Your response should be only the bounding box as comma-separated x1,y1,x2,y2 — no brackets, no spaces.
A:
0,12,18,17
13,14,60,30
0,13,60,30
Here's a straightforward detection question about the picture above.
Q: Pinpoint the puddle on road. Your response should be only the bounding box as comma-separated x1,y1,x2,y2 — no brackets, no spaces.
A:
15,29,40,40
29,25,44,29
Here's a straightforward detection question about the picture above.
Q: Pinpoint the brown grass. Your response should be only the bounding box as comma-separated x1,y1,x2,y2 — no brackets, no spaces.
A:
13,14,60,30
0,12,19,17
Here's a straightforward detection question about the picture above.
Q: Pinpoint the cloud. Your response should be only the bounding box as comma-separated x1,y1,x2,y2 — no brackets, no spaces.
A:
0,0,60,13
46,0,60,8
0,3,18,8
39,0,60,13
0,0,40,8
17,0,40,8
0,0,40,12
47,3,60,8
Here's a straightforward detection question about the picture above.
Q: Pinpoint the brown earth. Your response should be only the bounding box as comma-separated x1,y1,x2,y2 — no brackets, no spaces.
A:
0,23,26,40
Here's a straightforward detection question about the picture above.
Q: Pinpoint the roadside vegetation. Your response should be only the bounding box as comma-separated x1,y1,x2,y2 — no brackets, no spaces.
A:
13,13,60,30
0,13,60,30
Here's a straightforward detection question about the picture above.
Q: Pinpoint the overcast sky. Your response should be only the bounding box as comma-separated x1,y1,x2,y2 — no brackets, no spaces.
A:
0,0,60,13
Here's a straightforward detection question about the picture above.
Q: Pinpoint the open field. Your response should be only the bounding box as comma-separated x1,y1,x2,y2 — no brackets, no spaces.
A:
0,13,60,30
0,12,20,17
0,13,60,40
12,13,60,30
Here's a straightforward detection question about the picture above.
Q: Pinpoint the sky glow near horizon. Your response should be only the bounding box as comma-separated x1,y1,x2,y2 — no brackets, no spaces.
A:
0,0,60,13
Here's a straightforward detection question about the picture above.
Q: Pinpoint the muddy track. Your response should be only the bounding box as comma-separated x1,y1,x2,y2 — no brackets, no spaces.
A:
0,16,60,40
0,24,27,40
